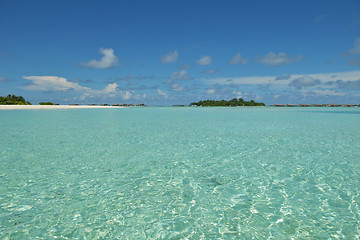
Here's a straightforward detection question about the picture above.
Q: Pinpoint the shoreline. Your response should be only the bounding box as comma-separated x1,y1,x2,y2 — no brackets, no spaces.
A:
0,105,125,110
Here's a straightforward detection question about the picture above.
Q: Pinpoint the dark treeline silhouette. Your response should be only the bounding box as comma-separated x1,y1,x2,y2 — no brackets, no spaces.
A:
0,94,32,105
191,98,265,106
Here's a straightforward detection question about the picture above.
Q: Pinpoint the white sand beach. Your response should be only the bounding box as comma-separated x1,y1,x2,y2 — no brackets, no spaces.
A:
0,105,124,110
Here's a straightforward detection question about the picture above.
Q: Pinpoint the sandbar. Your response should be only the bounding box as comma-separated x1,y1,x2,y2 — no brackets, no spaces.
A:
0,105,124,110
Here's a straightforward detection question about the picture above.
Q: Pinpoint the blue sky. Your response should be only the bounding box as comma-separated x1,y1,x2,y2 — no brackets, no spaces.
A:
1,0,360,105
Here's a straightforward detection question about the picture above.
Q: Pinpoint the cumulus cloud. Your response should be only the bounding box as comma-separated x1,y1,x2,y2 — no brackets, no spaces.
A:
79,82,121,100
22,75,133,100
157,89,168,98
22,76,89,91
233,91,243,98
228,53,248,65
347,37,360,56
122,90,133,100
196,56,212,65
169,70,190,80
289,76,321,89
335,79,360,90
80,48,118,69
258,52,303,66
160,50,179,63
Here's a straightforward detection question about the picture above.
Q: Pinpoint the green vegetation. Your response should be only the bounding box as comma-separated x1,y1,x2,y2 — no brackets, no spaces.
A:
0,94,31,105
39,102,55,105
190,98,265,107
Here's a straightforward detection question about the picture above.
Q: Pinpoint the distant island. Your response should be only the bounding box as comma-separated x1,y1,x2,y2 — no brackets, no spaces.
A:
190,98,265,107
0,94,31,105
39,102,55,105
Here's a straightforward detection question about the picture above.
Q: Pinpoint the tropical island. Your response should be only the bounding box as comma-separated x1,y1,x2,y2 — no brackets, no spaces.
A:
190,98,265,107
39,102,55,105
0,94,32,105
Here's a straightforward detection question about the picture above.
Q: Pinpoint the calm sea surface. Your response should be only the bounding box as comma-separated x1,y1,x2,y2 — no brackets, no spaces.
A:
0,107,359,239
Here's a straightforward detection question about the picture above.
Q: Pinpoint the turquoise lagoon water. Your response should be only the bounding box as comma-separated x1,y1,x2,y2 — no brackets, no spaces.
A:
0,107,360,239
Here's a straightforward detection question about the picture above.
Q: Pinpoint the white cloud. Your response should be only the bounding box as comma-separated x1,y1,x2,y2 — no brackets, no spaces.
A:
228,53,247,65
289,76,321,89
157,89,168,98
258,52,303,66
301,90,346,96
169,70,190,80
347,37,360,55
79,83,135,100
22,75,134,100
122,91,133,100
204,71,360,86
233,91,242,98
22,76,89,91
98,82,118,95
206,76,277,85
196,56,212,65
80,48,118,69
160,50,179,63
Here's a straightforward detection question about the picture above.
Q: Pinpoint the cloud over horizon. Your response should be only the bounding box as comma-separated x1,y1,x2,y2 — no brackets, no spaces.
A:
289,76,321,89
21,76,135,101
80,48,119,69
157,89,168,98
22,76,89,92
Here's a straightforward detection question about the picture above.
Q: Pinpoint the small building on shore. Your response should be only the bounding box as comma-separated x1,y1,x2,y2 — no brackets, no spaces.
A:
342,104,356,107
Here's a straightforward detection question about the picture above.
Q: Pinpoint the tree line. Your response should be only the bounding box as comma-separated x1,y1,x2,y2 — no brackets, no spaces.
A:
190,98,265,106
0,94,32,105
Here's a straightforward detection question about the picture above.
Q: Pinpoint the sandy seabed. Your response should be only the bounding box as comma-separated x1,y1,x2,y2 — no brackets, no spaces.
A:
0,105,124,110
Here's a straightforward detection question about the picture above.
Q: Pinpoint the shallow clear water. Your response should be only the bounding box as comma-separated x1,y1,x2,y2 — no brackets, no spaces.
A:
0,107,359,239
